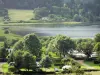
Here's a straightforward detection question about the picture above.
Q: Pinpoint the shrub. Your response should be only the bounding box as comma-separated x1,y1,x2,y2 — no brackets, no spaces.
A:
8,66,17,72
4,30,9,34
0,36,6,41
94,59,100,64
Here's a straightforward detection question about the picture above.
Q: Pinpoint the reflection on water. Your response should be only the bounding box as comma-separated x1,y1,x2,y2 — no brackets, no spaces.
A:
1,24,100,38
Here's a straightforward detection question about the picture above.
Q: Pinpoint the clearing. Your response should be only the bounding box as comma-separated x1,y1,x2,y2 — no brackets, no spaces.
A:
8,9,34,21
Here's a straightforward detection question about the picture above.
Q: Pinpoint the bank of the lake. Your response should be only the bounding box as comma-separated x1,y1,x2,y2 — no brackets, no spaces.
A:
0,22,82,26
0,22,100,26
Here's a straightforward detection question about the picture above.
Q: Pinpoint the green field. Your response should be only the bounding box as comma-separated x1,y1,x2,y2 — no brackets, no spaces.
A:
0,9,84,25
0,28,21,47
2,63,9,73
0,29,21,40
0,9,100,26
84,61,100,69
8,9,34,21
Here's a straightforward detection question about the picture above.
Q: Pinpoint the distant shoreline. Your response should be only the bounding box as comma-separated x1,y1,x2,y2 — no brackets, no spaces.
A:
0,22,100,26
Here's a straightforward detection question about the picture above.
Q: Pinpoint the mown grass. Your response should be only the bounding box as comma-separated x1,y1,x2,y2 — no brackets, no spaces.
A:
2,63,9,73
89,71,100,75
84,61,100,69
0,17,3,22
63,22,82,25
0,28,21,40
8,9,34,21
0,42,4,47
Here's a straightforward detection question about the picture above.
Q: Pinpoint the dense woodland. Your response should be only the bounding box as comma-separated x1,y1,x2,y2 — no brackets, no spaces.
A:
0,0,100,22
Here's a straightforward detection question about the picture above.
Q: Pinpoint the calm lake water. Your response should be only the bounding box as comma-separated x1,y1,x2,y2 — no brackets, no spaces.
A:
1,24,100,38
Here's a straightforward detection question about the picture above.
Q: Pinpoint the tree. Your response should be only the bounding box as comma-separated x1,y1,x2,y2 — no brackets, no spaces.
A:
24,33,41,57
0,41,8,59
0,47,8,59
94,42,100,52
3,15,10,21
54,35,76,57
9,50,37,71
94,42,100,61
76,39,94,59
34,7,49,19
94,33,100,42
77,41,94,59
40,56,52,68
4,29,9,34
13,40,24,51
23,52,36,71
13,50,23,70
73,14,83,22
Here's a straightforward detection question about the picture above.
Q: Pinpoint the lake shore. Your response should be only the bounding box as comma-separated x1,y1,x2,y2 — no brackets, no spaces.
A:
0,22,100,26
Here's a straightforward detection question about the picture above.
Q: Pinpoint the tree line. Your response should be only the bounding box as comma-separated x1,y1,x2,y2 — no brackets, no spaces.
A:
33,0,100,22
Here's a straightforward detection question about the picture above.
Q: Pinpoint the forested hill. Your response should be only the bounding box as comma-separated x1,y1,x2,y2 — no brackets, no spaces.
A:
0,0,100,22
1,0,63,9
0,0,96,9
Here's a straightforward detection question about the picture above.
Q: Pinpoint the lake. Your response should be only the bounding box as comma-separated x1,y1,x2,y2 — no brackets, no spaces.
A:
1,24,100,38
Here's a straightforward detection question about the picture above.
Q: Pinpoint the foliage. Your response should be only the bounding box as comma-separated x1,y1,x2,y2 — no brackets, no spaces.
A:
0,41,9,59
23,52,36,71
76,38,96,62
73,14,83,22
61,58,71,65
94,42,100,61
8,66,17,72
94,33,100,42
3,0,63,9
54,35,76,57
40,56,53,68
13,40,24,50
4,30,9,34
76,39,94,58
13,50,24,70
0,9,8,17
11,50,37,71
0,47,8,59
24,33,41,57
34,7,49,19
94,42,100,52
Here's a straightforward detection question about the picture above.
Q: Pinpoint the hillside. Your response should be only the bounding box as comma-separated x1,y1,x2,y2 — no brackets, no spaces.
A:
8,9,34,21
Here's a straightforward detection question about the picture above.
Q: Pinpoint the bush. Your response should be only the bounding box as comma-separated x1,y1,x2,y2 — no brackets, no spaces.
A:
94,59,100,64
8,66,17,72
4,30,9,34
75,69,85,75
0,36,5,41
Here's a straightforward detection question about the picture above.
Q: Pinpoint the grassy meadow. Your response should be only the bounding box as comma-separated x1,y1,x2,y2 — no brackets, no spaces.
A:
0,9,84,26
0,28,21,40
8,9,34,21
